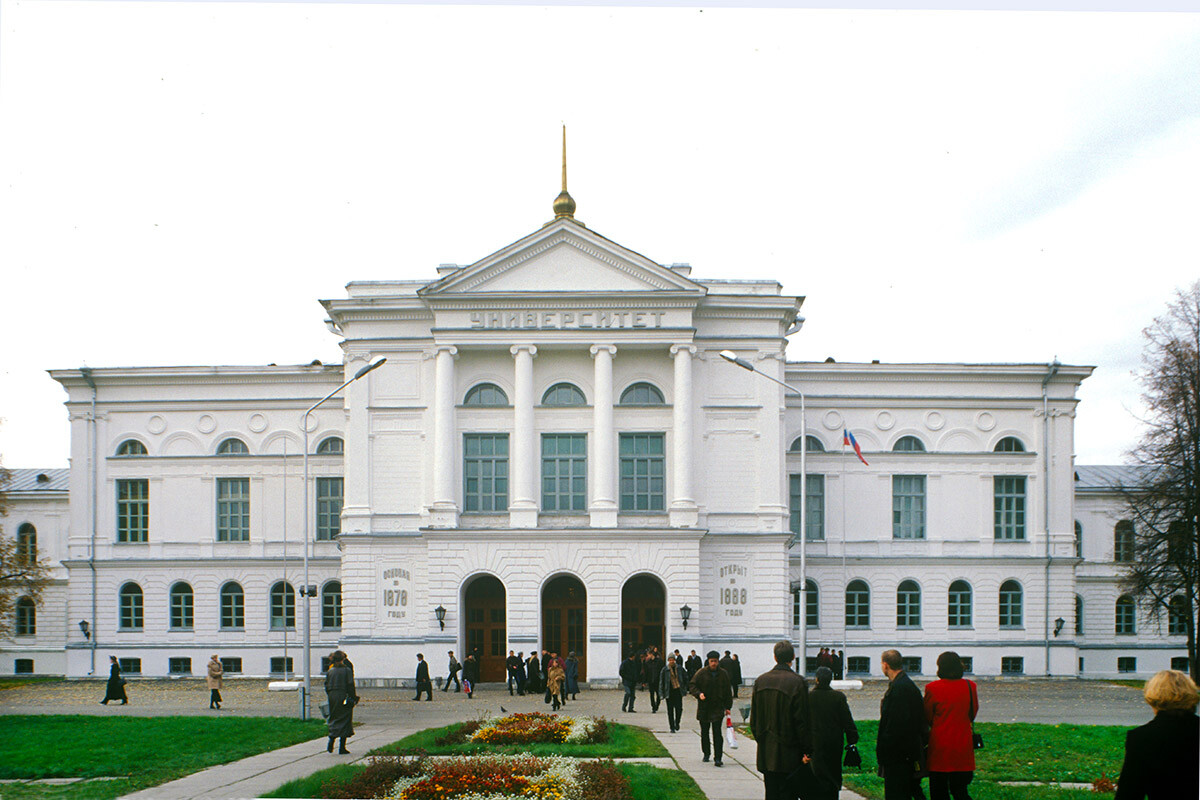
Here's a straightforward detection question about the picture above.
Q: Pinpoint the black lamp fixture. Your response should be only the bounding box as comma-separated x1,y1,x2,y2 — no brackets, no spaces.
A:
435,605,447,631
78,620,90,640
1054,617,1065,637
680,604,692,630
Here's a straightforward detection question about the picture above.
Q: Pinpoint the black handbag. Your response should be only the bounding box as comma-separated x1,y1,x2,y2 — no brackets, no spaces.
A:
843,744,863,768
972,732,984,750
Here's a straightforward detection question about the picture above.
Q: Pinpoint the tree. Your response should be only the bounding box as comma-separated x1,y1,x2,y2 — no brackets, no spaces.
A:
1122,280,1200,683
0,466,52,639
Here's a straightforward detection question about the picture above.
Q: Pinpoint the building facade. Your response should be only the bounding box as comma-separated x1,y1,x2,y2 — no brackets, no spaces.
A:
1,200,1189,681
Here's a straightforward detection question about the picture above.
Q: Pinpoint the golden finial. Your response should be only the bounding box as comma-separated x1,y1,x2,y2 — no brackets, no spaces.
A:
552,124,576,220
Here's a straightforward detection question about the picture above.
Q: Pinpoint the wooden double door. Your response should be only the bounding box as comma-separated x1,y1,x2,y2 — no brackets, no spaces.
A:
621,574,665,657
542,575,586,680
464,575,506,682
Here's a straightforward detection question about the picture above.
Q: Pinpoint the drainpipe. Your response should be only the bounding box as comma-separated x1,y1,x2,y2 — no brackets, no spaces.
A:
80,367,98,676
1041,359,1059,677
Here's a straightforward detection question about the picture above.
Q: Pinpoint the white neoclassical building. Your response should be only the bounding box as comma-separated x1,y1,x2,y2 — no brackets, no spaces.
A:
1,184,1189,682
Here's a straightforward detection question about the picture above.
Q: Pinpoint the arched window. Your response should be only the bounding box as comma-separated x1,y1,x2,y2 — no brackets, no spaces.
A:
1075,594,1084,635
542,383,586,406
322,581,342,629
994,436,1025,452
790,435,825,453
119,583,143,630
948,580,972,628
793,579,819,629
217,438,249,456
1074,520,1083,558
464,383,509,406
1115,595,1136,635
619,382,665,405
1114,521,1135,563
893,435,926,452
270,581,296,630
16,523,36,563
897,580,921,628
15,597,35,636
116,439,147,456
845,580,870,628
316,437,344,455
169,582,194,629
1169,596,1188,636
220,582,245,629
999,580,1023,628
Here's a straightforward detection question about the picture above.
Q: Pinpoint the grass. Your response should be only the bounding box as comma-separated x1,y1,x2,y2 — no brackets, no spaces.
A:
0,715,325,800
370,720,669,758
0,676,66,690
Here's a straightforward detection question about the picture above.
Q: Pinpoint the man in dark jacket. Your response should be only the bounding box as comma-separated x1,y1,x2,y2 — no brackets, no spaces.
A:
690,649,734,766
619,652,640,712
444,650,461,692
659,653,687,732
644,650,665,712
810,666,859,800
750,640,812,799
506,650,523,696
324,650,357,754
730,653,744,698
413,653,432,701
877,649,928,800
685,650,703,684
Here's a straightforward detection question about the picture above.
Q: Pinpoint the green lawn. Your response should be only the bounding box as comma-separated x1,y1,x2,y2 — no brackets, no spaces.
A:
0,715,325,800
371,720,668,758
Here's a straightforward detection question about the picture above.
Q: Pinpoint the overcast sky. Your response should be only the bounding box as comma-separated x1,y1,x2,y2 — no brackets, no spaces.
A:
1,2,1197,468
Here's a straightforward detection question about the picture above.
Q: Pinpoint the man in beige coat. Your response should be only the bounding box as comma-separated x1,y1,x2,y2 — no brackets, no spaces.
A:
207,655,223,709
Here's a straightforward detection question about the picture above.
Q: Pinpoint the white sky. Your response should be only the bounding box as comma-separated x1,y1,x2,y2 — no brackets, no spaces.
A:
1,2,1198,468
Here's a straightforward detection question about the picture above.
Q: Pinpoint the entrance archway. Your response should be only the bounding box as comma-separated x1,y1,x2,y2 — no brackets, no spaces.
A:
542,575,587,680
463,574,506,682
621,574,665,657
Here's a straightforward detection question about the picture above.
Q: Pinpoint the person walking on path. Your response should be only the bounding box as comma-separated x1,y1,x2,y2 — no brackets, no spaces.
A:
516,652,528,696
923,651,978,800
833,650,845,681
1114,669,1199,800
877,649,928,800
690,649,734,767
565,651,580,700
749,640,812,798
547,654,566,711
324,650,357,754
462,653,480,699
685,650,703,685
443,650,461,693
645,650,664,712
659,653,686,732
810,666,859,800
526,651,542,694
619,652,640,712
413,653,432,701
206,654,223,710
730,653,743,698
100,655,128,705
506,650,522,696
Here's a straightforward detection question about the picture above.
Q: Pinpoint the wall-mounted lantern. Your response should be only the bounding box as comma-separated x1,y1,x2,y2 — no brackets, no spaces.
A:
435,605,447,631
1054,617,1065,637
680,605,692,630
78,620,90,640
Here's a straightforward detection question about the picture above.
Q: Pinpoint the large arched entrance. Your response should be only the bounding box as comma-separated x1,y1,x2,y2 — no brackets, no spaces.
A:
621,574,665,657
463,575,506,682
542,575,587,680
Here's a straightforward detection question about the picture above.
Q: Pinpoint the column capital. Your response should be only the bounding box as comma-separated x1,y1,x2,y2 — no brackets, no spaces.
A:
425,345,458,361
756,349,786,362
589,344,617,358
669,343,697,358
510,344,539,358
345,352,373,366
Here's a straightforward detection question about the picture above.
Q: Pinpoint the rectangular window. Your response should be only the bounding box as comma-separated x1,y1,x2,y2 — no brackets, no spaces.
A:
168,657,191,675
14,659,33,674
901,656,922,674
315,477,343,540
1000,656,1023,675
216,478,250,542
960,656,973,674
805,657,820,674
1172,657,1190,672
221,590,244,630
118,658,142,675
541,434,587,512
116,479,149,543
1117,656,1137,674
994,476,1027,540
1079,657,1085,672
619,433,665,512
789,474,825,540
948,585,972,629
464,434,509,513
892,475,926,539
847,656,870,675
220,657,242,674
270,657,294,676
792,586,819,629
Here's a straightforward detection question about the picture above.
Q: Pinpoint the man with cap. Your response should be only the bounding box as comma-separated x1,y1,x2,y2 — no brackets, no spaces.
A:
689,649,734,766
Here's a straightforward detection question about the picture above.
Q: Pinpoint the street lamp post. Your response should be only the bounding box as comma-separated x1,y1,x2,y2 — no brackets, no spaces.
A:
718,350,807,670
301,357,386,719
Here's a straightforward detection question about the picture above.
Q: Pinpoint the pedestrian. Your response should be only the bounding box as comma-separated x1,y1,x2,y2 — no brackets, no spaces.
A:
659,653,686,732
324,650,357,754
100,655,128,705
719,651,736,691
730,653,743,698
810,666,859,800
506,650,522,696
462,653,479,699
526,651,542,694
834,650,845,681
206,654,223,710
547,655,566,711
516,651,528,696
619,651,640,712
685,649,702,684
565,651,580,700
690,649,734,767
749,640,812,798
877,649,928,800
540,649,551,695
922,652,978,800
443,650,461,692
645,649,664,712
413,653,432,701
1114,669,1199,800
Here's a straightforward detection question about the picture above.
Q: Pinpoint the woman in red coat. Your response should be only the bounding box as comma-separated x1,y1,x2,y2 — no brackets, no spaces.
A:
923,651,978,800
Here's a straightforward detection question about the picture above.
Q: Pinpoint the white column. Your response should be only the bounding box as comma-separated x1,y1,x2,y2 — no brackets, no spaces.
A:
341,354,372,534
509,344,539,528
669,344,699,528
589,344,618,528
429,345,458,528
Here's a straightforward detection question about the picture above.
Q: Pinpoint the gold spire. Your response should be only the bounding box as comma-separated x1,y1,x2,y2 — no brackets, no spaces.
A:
552,125,577,220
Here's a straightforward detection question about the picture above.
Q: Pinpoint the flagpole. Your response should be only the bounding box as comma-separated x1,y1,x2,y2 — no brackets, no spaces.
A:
841,432,848,661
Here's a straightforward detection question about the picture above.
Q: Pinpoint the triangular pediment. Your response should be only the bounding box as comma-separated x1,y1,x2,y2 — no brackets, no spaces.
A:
419,219,705,298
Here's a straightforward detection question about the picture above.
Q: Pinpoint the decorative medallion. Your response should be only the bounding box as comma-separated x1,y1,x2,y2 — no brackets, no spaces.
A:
875,411,895,431
147,415,167,435
976,411,996,432
924,411,945,431
197,414,216,434
822,410,844,431
248,413,268,433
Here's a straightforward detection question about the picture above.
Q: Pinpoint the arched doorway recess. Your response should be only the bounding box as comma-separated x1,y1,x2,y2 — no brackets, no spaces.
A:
463,574,506,682
542,575,587,680
621,574,665,657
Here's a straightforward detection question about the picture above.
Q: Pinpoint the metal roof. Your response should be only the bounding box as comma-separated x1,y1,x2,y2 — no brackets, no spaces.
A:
4,468,70,493
1074,465,1152,490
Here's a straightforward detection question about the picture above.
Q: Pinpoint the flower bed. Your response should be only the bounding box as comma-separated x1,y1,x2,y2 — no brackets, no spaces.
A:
469,712,604,746
352,753,632,800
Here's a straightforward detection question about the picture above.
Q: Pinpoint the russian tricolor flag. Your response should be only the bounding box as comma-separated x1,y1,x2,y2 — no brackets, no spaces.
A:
843,429,869,466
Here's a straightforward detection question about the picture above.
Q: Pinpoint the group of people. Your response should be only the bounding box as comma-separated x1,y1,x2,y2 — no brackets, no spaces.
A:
814,647,845,681
618,646,744,716
99,652,226,709
503,649,581,709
